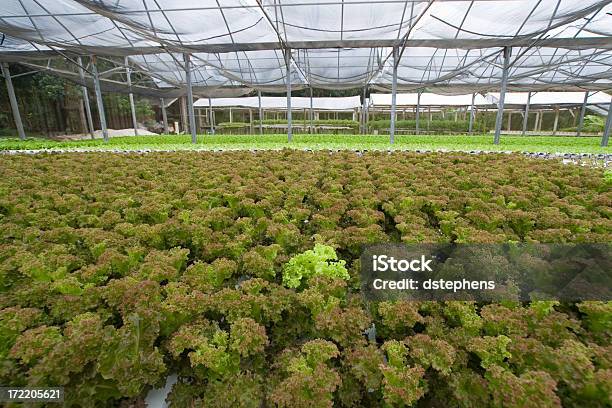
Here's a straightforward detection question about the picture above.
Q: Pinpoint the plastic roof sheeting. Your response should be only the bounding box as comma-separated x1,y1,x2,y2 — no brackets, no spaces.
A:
0,1,611,95
487,91,612,107
193,95,361,111
370,93,488,106
369,91,612,107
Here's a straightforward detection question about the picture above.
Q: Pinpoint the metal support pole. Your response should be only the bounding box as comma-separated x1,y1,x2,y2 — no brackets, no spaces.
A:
522,91,531,136
285,48,292,142
361,86,367,134
310,87,314,134
507,112,512,131
494,46,511,145
415,90,421,134
390,46,399,144
160,98,168,134
179,97,187,133
576,91,589,137
468,92,476,134
184,54,197,143
91,56,108,142
77,57,95,139
258,90,263,135
601,97,612,147
208,98,215,134
538,111,544,131
124,56,138,136
552,107,559,135
1,63,26,140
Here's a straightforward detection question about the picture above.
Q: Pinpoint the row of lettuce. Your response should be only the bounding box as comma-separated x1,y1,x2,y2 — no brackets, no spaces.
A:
215,114,606,133
0,151,610,407
216,119,486,132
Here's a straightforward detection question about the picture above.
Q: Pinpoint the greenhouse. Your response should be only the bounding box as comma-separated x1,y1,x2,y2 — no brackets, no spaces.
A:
367,91,612,135
1,0,611,146
0,1,611,408
191,96,362,134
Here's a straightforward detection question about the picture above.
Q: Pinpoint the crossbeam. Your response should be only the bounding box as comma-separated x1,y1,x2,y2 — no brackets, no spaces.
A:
2,37,611,59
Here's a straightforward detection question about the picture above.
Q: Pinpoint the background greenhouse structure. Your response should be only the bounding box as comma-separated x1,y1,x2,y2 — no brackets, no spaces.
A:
1,2,612,407
1,0,612,146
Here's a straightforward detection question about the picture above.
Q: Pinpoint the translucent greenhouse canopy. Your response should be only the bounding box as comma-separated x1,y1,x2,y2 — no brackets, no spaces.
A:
369,91,612,108
0,1,611,93
193,96,361,111
1,0,611,146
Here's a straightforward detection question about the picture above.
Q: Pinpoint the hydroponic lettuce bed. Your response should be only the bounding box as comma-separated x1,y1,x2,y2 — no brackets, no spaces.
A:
0,151,610,407
0,134,610,154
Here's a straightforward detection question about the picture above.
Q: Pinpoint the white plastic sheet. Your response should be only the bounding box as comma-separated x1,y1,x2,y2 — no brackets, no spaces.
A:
0,1,611,94
369,91,612,107
193,95,361,111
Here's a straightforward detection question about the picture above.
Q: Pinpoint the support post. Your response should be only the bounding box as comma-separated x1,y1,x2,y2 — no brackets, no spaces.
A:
258,90,263,135
415,90,422,134
534,112,539,132
91,56,108,142
552,106,559,135
390,46,399,144
601,97,612,147
361,86,367,134
1,62,26,140
285,48,292,142
124,56,138,135
468,92,476,134
494,46,511,145
522,91,531,135
507,112,512,131
229,107,233,123
160,98,168,134
309,87,314,134
77,57,94,139
249,109,253,134
184,53,197,143
538,111,544,132
209,98,215,134
576,91,589,137
180,97,187,133
78,94,88,135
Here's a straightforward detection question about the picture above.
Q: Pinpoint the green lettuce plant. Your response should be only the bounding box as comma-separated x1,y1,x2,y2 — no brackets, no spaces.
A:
282,244,349,288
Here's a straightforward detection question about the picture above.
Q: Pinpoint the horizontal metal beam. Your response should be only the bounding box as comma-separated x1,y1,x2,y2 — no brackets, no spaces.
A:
1,37,612,59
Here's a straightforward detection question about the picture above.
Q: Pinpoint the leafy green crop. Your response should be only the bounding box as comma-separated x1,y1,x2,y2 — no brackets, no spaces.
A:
282,244,349,288
0,133,608,153
368,118,488,133
0,151,609,407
